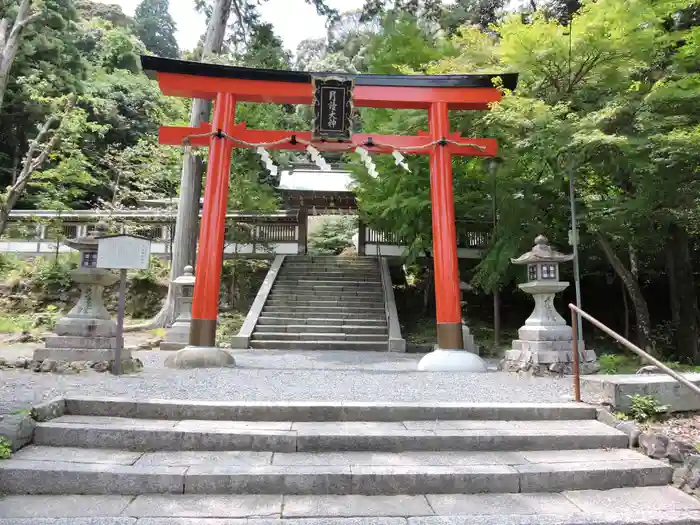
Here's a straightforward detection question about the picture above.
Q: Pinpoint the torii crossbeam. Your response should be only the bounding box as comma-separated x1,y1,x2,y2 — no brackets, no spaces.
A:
142,55,518,359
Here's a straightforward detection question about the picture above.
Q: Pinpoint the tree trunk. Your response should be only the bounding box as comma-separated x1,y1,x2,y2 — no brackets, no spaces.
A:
665,222,700,363
596,232,653,353
621,278,629,340
0,0,39,118
11,142,20,185
666,238,681,327
629,244,639,278
148,0,233,329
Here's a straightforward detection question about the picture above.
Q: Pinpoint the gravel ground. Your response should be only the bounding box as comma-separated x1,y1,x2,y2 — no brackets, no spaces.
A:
0,348,576,414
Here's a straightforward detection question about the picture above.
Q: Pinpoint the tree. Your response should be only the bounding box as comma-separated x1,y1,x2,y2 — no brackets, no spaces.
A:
0,0,41,116
134,0,179,58
309,217,359,255
0,0,85,195
194,0,338,51
441,0,506,32
360,0,444,22
0,95,77,236
149,0,233,329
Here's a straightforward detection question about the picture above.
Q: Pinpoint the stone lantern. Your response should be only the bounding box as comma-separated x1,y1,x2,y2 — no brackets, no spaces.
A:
37,223,130,363
502,235,598,375
160,266,195,351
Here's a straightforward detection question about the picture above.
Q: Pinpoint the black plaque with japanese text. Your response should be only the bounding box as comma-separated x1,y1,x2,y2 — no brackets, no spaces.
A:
312,76,354,141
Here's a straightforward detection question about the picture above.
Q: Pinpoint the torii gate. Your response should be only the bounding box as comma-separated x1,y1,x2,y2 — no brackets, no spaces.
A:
142,55,518,363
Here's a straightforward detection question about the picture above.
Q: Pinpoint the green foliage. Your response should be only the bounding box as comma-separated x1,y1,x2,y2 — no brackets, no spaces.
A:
0,437,11,460
598,354,639,374
308,217,358,255
216,312,246,344
627,394,670,423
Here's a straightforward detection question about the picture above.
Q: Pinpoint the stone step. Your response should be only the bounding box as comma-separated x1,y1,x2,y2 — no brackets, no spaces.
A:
270,293,384,300
276,280,383,286
283,263,379,270
254,325,388,334
285,258,378,264
251,333,389,342
279,270,381,277
1,486,698,522
29,417,628,453
265,299,385,308
0,446,670,495
269,289,384,296
250,341,389,351
257,316,388,326
263,305,386,314
279,270,381,276
273,284,383,291
259,312,386,321
48,399,599,421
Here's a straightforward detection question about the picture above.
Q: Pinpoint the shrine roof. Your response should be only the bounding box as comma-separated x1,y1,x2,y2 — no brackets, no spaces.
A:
141,55,519,91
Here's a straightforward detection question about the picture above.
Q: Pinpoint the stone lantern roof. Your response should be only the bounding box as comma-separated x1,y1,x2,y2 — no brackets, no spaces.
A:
63,222,109,252
510,235,574,265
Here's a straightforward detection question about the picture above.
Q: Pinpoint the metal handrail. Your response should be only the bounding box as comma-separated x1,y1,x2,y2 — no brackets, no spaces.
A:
570,303,700,403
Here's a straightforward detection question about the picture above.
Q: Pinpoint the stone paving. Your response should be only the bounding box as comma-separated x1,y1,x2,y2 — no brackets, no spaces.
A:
1,487,700,523
0,348,574,415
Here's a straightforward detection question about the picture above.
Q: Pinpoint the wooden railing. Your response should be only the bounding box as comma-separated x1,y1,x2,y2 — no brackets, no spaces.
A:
256,223,297,242
366,223,491,250
366,229,407,245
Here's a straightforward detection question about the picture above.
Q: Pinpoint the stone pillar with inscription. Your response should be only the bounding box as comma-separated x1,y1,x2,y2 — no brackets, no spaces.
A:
35,224,131,363
502,235,598,375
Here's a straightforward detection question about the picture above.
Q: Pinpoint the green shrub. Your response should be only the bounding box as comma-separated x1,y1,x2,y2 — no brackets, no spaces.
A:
32,256,76,295
0,437,12,460
0,254,22,278
216,312,246,344
627,394,669,423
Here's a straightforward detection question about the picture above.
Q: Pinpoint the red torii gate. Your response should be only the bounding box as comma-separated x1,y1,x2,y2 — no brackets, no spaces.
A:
142,56,518,354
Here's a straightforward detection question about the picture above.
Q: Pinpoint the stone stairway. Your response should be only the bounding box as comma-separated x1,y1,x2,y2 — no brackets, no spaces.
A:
1,397,699,524
250,256,389,351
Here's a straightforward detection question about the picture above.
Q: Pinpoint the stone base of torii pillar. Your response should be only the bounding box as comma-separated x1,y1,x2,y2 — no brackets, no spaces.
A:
418,322,487,372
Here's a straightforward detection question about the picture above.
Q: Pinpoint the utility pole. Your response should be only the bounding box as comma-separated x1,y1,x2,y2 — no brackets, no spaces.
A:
568,162,583,344
489,159,500,350
565,18,583,344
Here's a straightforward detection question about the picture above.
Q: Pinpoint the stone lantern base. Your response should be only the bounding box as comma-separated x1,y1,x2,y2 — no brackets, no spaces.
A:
502,325,599,376
35,267,131,363
35,337,132,363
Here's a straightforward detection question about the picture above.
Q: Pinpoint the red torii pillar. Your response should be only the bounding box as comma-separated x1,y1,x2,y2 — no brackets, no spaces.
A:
189,92,236,347
428,101,462,350
142,55,517,363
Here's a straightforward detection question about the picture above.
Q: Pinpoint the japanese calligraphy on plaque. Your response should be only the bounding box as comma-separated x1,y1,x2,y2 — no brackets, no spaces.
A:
312,76,354,141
